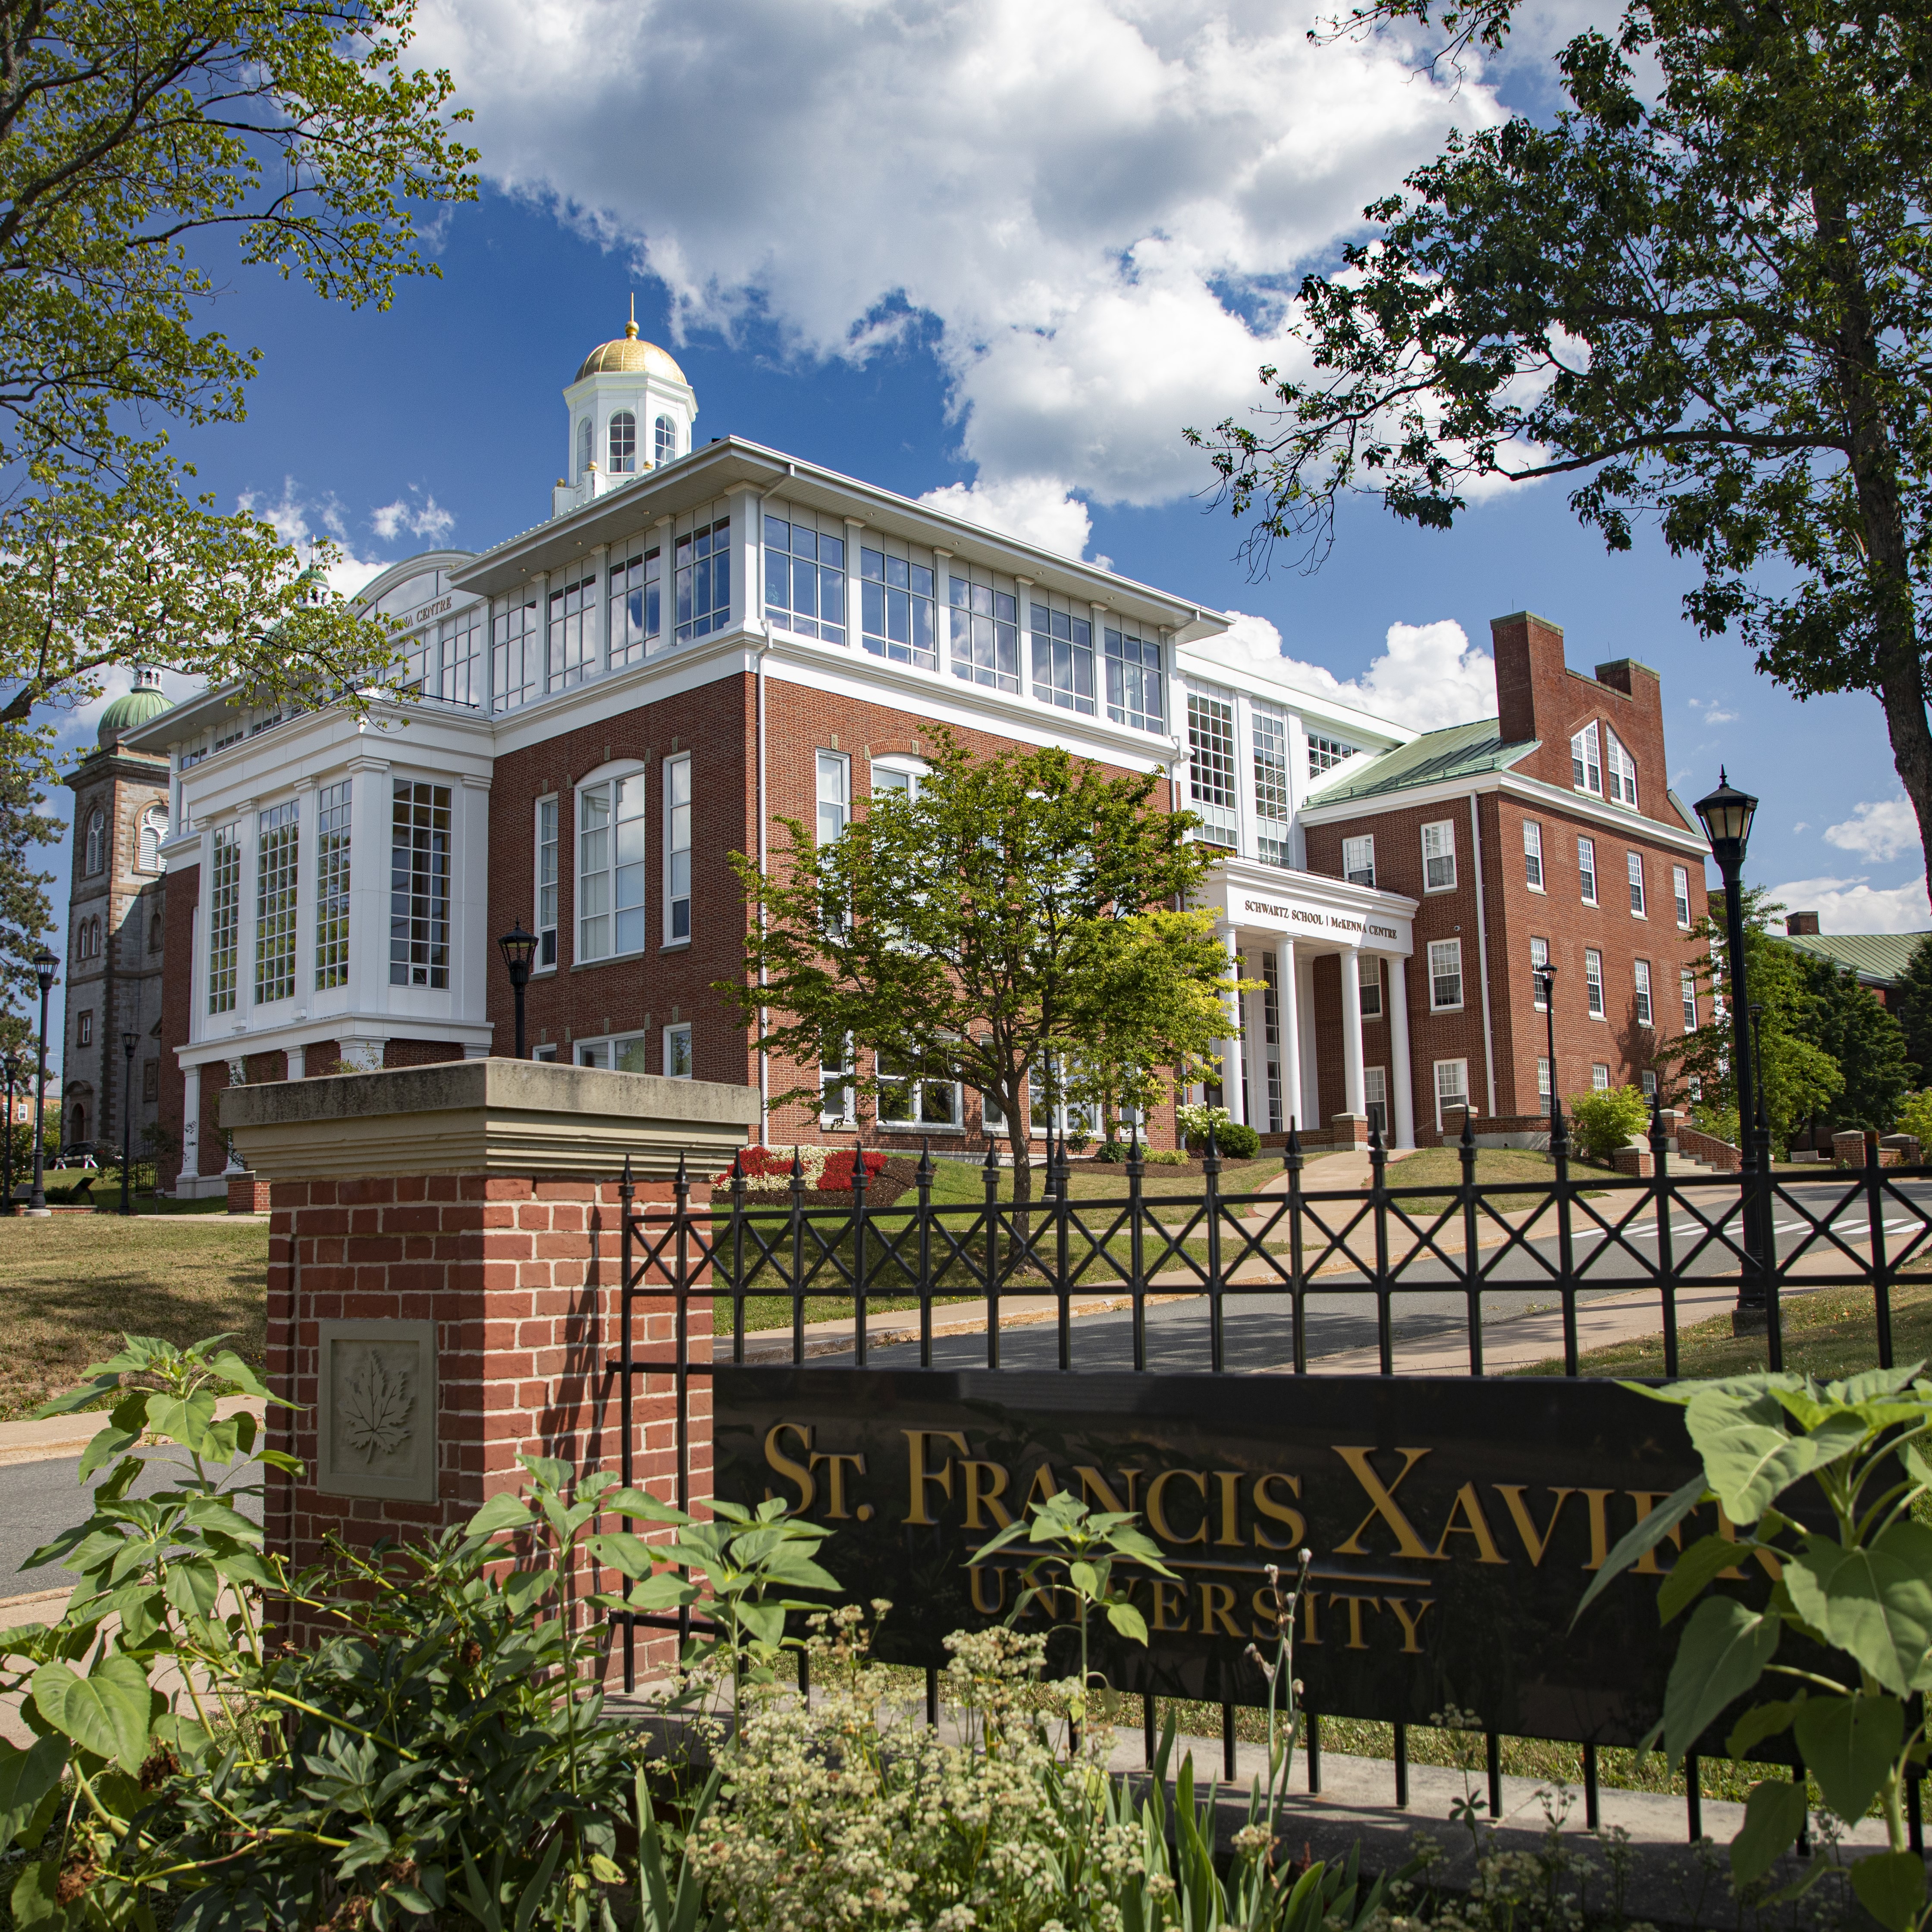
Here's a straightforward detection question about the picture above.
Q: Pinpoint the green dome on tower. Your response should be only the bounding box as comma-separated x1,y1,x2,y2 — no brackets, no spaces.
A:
96,665,171,747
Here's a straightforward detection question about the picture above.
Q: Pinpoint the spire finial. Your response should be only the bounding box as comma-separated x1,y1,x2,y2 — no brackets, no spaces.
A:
625,292,638,341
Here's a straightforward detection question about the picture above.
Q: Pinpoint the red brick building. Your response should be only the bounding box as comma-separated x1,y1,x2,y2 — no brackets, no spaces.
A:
120,323,1711,1189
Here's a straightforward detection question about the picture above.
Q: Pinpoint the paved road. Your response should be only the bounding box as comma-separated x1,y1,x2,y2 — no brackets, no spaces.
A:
0,1446,262,1600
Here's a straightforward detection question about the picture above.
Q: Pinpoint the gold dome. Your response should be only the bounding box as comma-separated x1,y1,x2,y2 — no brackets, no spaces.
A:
576,297,688,386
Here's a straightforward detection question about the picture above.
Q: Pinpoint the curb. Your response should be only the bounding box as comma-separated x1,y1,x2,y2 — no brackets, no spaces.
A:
0,1394,267,1470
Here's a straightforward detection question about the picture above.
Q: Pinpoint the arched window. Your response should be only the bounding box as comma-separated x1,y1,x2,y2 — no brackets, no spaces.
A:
608,411,636,473
137,805,166,872
69,1104,85,1145
83,808,105,876
655,415,676,466
576,417,593,479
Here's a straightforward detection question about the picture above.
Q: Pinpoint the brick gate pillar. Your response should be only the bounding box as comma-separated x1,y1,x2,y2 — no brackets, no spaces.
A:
223,1059,758,1661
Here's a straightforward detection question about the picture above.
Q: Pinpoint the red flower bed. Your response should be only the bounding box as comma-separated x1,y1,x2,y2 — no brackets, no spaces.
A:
817,1148,889,1192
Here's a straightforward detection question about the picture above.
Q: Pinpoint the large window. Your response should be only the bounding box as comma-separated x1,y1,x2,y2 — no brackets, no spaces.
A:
1434,1058,1469,1127
1428,937,1463,1010
547,573,597,693
315,780,351,990
577,774,646,963
1342,835,1375,886
254,800,298,1004
674,518,731,643
492,598,541,714
860,549,936,668
1308,733,1355,776
1571,722,1602,795
664,1024,693,1079
1421,819,1456,891
137,806,167,873
1364,1066,1387,1138
1103,627,1164,731
1186,693,1237,845
536,797,558,968
83,809,104,876
608,411,636,474
608,546,662,666
1030,604,1094,714
817,752,849,846
1627,851,1647,916
1681,968,1698,1029
654,415,676,466
949,577,1019,692
439,605,485,708
879,1047,961,1128
820,1034,854,1123
1578,836,1598,905
1252,707,1290,865
1606,728,1638,807
1634,958,1653,1026
1358,953,1383,1019
1584,946,1605,1017
576,417,592,480
390,781,451,988
1524,819,1543,890
207,823,240,1014
1531,935,1549,1007
665,755,692,942
765,517,847,644
1673,865,1691,928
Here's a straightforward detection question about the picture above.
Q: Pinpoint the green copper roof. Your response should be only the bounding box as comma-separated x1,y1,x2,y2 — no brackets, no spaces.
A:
96,670,171,747
1305,717,1537,806
1774,931,1930,987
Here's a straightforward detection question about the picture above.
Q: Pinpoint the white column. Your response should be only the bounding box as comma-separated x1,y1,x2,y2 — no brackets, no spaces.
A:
1387,955,1416,1149
1297,948,1320,1128
845,519,864,646
1276,938,1302,1132
1221,928,1245,1125
345,756,391,1012
285,1044,306,1080
178,1063,201,1189
1340,949,1367,1120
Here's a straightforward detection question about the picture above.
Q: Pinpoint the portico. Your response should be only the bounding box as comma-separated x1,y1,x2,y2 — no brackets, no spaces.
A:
1202,862,1419,1148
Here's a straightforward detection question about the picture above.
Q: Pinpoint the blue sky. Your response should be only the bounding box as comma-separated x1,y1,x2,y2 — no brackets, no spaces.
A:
44,0,1927,1019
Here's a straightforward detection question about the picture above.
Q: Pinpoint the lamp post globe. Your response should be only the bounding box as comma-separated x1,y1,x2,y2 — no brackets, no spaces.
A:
27,949,57,1217
1691,770,1769,1330
121,1029,138,1217
497,922,538,1061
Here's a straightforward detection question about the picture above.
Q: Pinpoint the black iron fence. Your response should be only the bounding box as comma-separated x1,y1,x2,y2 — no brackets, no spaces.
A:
605,1115,1932,1844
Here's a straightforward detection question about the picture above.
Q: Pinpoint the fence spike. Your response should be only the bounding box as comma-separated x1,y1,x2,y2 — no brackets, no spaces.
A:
620,1152,634,1201
791,1147,806,1179
1459,1108,1476,1152
1285,1117,1302,1168
983,1137,999,1173
918,1137,933,1180
674,1150,689,1196
1370,1120,1386,1156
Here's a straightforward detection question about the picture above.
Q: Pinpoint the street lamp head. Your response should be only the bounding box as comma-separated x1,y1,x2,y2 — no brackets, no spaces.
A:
122,1029,138,1059
31,949,56,995
497,922,538,990
1694,768,1758,868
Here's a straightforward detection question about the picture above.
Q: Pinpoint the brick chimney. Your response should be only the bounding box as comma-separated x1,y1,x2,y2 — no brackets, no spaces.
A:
1786,910,1821,936
1492,611,1569,746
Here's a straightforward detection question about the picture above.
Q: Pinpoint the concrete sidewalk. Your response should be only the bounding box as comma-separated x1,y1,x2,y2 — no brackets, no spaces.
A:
0,1393,265,1469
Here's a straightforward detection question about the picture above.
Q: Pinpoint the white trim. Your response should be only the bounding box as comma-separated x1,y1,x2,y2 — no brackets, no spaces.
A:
1470,794,1497,1118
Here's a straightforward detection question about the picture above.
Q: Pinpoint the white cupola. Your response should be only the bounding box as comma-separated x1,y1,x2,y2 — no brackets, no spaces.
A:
552,297,699,519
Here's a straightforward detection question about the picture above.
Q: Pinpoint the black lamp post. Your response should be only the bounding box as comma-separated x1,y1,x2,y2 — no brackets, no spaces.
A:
120,1029,138,1216
1537,964,1567,1156
1692,770,1768,1329
497,922,537,1060
27,949,57,1217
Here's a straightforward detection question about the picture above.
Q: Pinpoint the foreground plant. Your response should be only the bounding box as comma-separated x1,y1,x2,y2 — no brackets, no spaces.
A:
1581,1364,1932,1926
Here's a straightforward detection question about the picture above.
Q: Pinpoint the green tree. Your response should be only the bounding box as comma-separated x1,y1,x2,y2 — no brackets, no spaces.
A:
1195,0,1932,901
0,762,58,1010
1896,936,1932,1084
723,728,1238,1209
0,1,477,761
1793,953,1915,1134
1654,887,1842,1151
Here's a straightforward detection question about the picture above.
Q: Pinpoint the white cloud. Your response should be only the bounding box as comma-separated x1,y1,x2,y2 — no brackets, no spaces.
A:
1825,795,1918,865
417,0,1505,511
1765,873,1932,935
1688,696,1738,727
918,478,1094,559
370,490,457,544
236,478,392,599
1192,613,1496,732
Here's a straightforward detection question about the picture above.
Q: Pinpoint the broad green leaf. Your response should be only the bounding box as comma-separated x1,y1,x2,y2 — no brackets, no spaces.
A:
1794,1695,1904,1823
30,1377,122,1420
31,1656,151,1767
76,1425,139,1484
1068,1560,1100,1598
1852,1851,1929,1932
586,1531,671,1579
1731,1778,1809,1885
10,1859,60,1926
466,1492,534,1538
589,1854,624,1885
738,1600,785,1646
0,1738,66,1854
619,1572,699,1610
1729,1698,1799,1760
206,1351,270,1397
144,1392,219,1457
1783,1523,1932,1695
970,1519,1032,1561
1685,1389,1864,1525
1659,1532,1752,1625
1661,1596,1781,1766
518,1452,572,1490
163,1558,222,1618
1576,1473,1708,1622
1107,1602,1149,1644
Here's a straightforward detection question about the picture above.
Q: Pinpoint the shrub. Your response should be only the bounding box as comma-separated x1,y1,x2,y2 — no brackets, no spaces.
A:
1212,1119,1261,1160
1567,1084,1652,1161
1173,1102,1259,1158
1143,1146,1189,1165
1898,1088,1932,1151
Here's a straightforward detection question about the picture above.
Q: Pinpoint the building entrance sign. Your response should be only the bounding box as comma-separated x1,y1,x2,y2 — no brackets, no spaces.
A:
716,1367,1729,1750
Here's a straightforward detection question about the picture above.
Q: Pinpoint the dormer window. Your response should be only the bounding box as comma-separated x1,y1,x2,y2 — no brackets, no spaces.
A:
608,411,636,474
1606,727,1638,807
576,417,592,480
1571,722,1602,795
655,415,676,466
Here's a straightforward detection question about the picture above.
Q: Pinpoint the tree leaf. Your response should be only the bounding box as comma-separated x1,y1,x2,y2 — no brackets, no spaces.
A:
0,1738,66,1854
76,1425,140,1485
586,1531,670,1580
1685,1389,1864,1526
1068,1561,1100,1598
1783,1523,1932,1696
1731,1778,1809,1885
1794,1694,1904,1824
1728,1697,1799,1760
30,1656,151,1767
1106,1602,1149,1645
1575,1473,1707,1622
1852,1851,1929,1932
467,1492,535,1539
1662,1595,1781,1766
